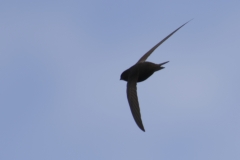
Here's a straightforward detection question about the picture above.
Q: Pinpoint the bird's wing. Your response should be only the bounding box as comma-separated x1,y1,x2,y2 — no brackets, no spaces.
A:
137,20,192,63
127,71,145,132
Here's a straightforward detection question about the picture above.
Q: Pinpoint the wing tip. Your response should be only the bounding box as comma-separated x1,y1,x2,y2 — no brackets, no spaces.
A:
141,128,146,132
138,124,145,132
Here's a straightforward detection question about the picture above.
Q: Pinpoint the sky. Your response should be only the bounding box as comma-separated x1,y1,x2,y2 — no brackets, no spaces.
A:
0,0,240,160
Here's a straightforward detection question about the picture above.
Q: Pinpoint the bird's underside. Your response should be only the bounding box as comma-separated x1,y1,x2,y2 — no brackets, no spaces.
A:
121,20,191,132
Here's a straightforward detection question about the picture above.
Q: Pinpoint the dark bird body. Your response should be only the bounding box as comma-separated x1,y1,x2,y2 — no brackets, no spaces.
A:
121,61,169,82
120,20,191,132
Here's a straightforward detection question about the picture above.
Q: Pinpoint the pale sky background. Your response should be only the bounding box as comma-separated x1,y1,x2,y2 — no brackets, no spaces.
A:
1,0,240,160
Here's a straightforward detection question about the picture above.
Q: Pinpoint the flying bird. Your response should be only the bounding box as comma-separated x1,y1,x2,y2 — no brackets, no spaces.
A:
120,20,191,132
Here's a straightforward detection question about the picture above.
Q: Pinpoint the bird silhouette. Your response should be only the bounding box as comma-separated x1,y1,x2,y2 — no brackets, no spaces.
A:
120,20,191,132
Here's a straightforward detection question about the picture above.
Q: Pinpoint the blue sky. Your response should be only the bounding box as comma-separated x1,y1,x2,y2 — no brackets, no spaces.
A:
1,0,240,159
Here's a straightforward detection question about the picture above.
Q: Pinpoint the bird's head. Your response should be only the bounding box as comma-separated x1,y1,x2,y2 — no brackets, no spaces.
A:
120,69,129,81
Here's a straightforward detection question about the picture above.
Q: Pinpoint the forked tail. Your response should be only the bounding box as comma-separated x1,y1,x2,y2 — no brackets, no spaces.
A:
159,61,169,66
158,61,169,70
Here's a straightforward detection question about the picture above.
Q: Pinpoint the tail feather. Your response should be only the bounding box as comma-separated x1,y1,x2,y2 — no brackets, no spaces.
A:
159,61,169,66
155,61,169,71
